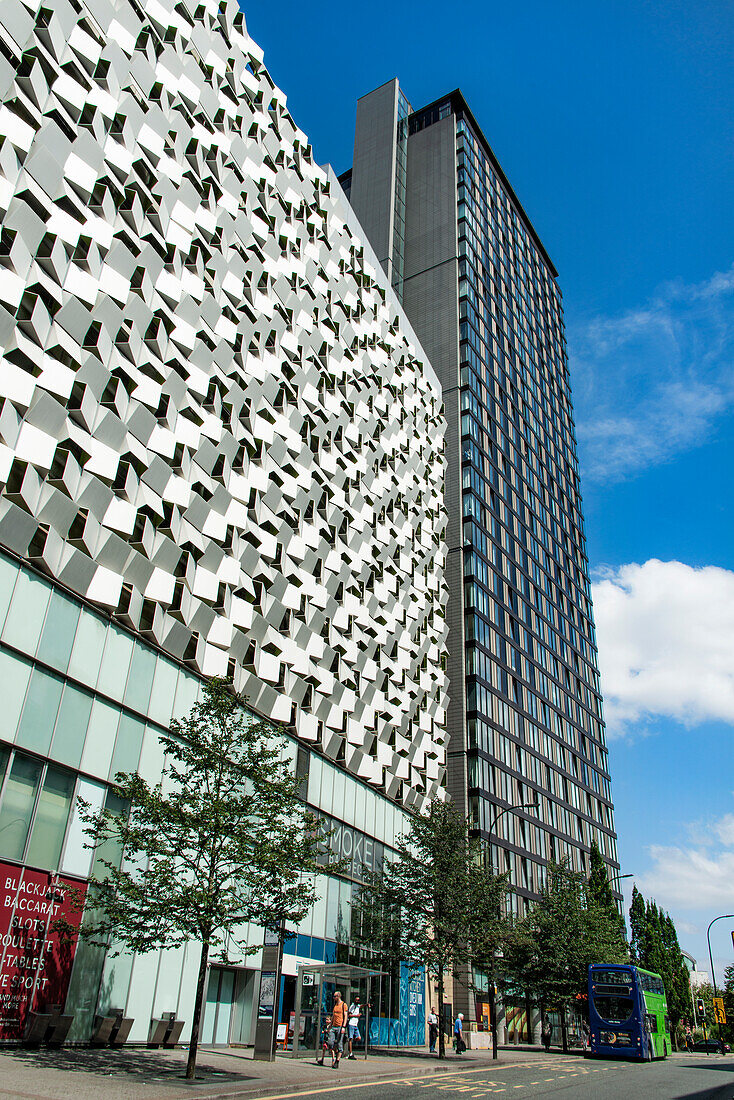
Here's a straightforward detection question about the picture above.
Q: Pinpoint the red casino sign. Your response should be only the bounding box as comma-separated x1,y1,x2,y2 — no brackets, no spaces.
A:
0,862,87,1040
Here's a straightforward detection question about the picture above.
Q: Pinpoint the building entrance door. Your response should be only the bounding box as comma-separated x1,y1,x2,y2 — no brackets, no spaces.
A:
202,966,255,1045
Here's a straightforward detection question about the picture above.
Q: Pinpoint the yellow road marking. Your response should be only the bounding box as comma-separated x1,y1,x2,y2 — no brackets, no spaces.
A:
248,1059,603,1100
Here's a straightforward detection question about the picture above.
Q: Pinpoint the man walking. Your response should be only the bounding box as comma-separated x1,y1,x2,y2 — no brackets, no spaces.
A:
541,1014,552,1053
347,994,362,1059
329,991,347,1068
428,1006,439,1054
454,1012,465,1054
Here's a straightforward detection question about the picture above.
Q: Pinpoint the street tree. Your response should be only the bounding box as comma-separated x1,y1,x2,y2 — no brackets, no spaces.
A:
502,860,587,1051
61,678,330,1079
627,889,692,1043
465,853,511,1057
628,885,647,964
585,842,627,948
721,965,734,1045
353,800,499,1058
503,858,627,1050
691,980,715,1039
581,844,629,967
659,911,693,1038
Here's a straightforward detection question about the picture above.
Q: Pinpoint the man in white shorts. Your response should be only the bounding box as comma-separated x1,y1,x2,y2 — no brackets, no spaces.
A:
347,994,362,1059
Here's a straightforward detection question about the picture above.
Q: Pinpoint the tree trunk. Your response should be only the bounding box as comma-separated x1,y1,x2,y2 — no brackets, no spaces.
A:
186,938,210,1080
438,967,446,1059
560,1005,568,1054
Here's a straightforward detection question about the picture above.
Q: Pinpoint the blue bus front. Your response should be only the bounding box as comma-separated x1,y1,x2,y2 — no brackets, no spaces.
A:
588,965,645,1060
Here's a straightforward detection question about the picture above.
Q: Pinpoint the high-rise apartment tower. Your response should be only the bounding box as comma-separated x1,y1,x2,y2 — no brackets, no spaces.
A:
342,82,619,932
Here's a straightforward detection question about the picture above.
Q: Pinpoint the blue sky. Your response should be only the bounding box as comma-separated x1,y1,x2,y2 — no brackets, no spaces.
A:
244,1,734,980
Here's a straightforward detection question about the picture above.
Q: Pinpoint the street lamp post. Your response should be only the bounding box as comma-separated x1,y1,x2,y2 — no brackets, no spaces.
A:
707,913,734,1054
608,872,633,927
486,801,538,1061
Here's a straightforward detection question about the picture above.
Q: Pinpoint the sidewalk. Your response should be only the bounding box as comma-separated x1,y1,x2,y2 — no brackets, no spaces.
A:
0,1044,522,1100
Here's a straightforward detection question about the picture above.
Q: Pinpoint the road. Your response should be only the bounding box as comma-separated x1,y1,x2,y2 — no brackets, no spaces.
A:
254,1052,734,1100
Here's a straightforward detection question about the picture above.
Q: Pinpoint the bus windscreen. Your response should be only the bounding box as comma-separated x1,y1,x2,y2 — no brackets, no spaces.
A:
592,993,634,1025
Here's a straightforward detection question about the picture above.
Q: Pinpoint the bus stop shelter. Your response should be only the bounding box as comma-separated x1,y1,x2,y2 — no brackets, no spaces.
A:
291,963,388,1058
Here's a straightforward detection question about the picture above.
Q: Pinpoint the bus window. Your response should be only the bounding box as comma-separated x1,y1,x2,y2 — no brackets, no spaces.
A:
591,969,632,986
592,994,634,1026
639,972,665,996
646,1014,658,1033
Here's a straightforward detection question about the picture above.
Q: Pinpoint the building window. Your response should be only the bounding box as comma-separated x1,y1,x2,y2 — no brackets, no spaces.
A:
25,766,75,869
0,749,75,870
0,752,41,861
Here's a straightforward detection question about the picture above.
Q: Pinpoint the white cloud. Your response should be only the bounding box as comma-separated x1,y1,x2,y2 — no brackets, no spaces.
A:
570,265,734,482
632,806,734,959
640,844,734,909
634,805,734,918
714,813,734,847
592,559,734,736
675,920,700,937
638,807,734,913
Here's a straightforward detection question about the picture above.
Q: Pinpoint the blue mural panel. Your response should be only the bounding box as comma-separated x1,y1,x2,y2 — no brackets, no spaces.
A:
400,962,425,1046
365,963,425,1047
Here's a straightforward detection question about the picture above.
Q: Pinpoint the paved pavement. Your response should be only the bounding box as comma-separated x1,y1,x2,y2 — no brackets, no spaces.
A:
0,1047,732,1100
0,1043,489,1100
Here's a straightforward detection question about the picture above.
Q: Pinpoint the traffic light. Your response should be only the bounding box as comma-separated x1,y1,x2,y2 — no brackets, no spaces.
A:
697,998,705,1018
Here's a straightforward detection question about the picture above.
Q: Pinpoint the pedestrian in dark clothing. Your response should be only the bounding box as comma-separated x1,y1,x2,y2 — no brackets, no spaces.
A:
542,1014,552,1053
428,1007,438,1053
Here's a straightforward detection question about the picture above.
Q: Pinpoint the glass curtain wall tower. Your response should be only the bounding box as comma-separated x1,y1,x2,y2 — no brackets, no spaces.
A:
342,84,619,931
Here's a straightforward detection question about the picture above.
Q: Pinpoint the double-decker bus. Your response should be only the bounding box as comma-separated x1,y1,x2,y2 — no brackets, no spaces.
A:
588,964,671,1060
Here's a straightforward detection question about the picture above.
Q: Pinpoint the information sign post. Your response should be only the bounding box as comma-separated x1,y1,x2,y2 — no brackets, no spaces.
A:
253,923,288,1061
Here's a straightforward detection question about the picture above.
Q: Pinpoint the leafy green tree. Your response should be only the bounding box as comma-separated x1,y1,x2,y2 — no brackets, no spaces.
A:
582,843,628,963
502,860,587,1051
61,678,329,1079
691,980,715,1039
465,853,511,1057
629,885,647,964
353,800,494,1058
659,911,693,1038
627,889,692,1045
642,902,667,977
721,965,734,1045
502,858,627,1051
586,842,616,911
